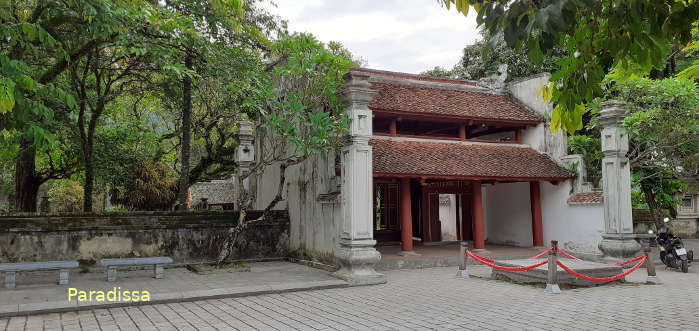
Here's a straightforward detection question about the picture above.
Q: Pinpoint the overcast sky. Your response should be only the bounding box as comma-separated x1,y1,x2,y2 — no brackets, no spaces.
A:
267,0,480,74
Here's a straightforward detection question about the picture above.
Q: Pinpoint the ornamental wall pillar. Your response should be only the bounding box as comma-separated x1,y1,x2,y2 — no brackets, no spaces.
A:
332,71,386,285
598,101,641,259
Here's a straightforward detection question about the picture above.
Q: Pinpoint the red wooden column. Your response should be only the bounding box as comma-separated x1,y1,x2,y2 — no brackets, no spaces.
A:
529,181,544,247
400,177,414,253
471,180,485,250
389,119,397,136
458,124,466,140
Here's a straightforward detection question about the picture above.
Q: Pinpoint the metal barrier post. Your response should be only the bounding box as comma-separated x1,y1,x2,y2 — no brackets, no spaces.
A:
644,246,661,285
457,241,469,278
545,240,561,294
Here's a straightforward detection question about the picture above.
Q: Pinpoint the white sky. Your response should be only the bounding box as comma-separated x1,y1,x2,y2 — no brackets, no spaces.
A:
267,0,480,74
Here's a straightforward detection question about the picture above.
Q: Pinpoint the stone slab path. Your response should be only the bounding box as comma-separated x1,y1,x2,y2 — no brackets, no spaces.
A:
2,264,698,330
0,261,346,317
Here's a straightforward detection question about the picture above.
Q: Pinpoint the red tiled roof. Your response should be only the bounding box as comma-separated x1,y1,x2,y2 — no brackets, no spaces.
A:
351,67,477,86
567,192,603,204
368,82,542,123
370,139,572,180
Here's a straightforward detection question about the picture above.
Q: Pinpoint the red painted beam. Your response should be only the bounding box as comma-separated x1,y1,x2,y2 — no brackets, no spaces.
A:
530,181,544,247
400,178,414,252
372,172,573,181
371,109,542,126
472,180,485,250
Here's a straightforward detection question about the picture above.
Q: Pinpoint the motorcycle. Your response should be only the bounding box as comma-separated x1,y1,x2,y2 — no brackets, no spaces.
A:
655,218,693,273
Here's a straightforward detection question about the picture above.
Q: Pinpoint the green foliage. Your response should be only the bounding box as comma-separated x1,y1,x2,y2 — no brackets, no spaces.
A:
567,134,603,186
677,23,699,80
421,66,455,79
48,180,84,213
442,0,699,132
586,76,698,217
262,34,354,157
112,161,178,211
451,30,564,81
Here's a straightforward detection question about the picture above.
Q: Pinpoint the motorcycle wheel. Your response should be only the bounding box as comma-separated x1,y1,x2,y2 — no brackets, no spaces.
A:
681,260,689,273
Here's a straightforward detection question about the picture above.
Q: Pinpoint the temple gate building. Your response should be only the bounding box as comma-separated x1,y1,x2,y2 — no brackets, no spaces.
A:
251,68,611,284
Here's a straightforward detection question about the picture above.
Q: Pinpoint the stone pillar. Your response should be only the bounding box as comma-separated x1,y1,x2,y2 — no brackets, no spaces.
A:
471,180,485,250
598,100,641,259
236,121,254,206
332,71,386,285
399,177,417,255
530,181,544,247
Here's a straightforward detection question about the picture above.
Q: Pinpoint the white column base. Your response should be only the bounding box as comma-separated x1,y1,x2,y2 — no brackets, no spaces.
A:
545,283,561,294
646,276,662,285
332,239,386,285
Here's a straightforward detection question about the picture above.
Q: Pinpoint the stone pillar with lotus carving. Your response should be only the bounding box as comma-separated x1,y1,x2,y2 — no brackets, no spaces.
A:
332,70,386,285
598,100,641,259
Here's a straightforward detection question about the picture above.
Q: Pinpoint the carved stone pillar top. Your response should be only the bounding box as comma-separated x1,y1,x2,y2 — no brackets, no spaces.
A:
340,71,376,139
599,100,627,128
236,121,254,168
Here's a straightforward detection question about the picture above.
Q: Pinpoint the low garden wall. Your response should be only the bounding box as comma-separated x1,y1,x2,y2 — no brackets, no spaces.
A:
0,211,289,264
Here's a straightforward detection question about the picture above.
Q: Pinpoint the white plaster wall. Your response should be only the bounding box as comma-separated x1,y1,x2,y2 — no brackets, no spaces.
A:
540,181,604,254
439,194,457,241
484,182,533,247
508,74,567,161
254,151,341,263
482,180,604,252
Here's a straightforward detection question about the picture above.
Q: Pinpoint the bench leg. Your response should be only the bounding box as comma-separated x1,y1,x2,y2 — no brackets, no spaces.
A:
107,266,117,282
5,272,15,289
153,264,164,279
58,269,69,285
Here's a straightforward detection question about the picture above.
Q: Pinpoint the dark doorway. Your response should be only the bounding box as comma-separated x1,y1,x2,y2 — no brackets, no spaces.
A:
420,181,474,243
373,179,401,242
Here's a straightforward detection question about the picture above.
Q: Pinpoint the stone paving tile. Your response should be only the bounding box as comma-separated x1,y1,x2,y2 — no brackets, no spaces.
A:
0,261,338,311
2,265,699,330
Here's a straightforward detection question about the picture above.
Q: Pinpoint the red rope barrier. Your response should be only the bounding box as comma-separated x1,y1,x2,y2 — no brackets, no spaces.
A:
613,255,646,266
556,256,647,283
466,250,494,263
556,248,582,260
528,247,553,259
467,251,548,272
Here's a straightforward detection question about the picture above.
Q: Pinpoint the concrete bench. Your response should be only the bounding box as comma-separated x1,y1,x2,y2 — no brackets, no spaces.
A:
100,257,173,282
0,261,79,289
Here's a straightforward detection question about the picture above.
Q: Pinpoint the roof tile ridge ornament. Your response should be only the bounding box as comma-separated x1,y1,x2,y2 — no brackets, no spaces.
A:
351,67,496,94
475,64,508,92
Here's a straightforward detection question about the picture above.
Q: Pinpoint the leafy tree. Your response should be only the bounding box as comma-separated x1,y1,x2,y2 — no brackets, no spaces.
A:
421,66,455,79
47,180,84,213
424,29,565,81
111,161,178,211
442,0,698,132
0,0,156,211
216,34,355,264
572,76,698,226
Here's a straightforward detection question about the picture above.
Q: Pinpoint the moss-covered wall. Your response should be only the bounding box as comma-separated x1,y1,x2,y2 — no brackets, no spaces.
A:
0,211,289,264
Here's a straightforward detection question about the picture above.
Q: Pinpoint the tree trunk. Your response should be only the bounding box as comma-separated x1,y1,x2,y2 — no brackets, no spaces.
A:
642,184,663,229
14,139,40,212
177,55,193,207
83,145,94,212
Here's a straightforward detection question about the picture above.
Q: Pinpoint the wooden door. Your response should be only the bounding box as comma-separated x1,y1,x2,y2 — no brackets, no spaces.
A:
428,193,441,242
460,194,473,241
373,181,401,242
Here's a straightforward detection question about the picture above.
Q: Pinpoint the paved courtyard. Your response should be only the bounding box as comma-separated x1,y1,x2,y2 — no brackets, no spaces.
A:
2,264,698,331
